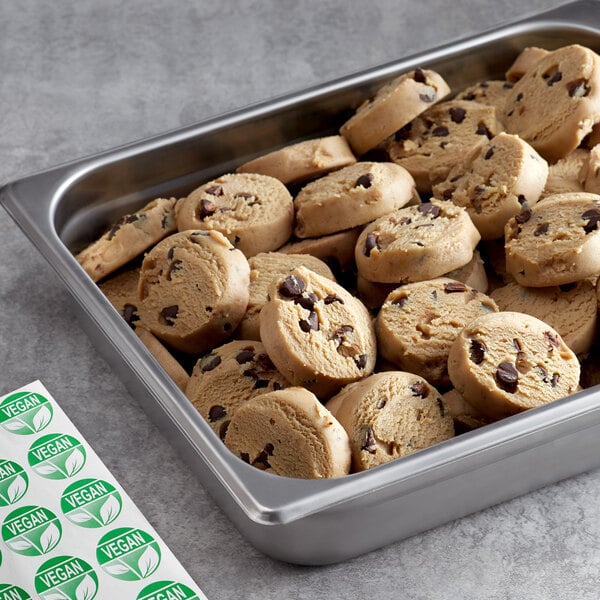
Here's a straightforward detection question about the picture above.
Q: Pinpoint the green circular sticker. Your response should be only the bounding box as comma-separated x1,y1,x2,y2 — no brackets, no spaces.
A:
0,459,29,506
0,584,32,600
61,479,122,528
96,527,161,581
137,580,201,600
35,555,98,600
2,505,62,556
0,391,53,435
28,433,86,479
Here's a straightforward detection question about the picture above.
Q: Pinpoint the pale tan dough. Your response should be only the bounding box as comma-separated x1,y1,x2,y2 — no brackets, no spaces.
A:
277,227,361,274
224,387,351,478
340,68,451,156
238,252,335,341
260,266,376,398
76,197,177,282
541,148,588,198
448,311,580,419
355,200,481,283
326,372,454,471
137,230,250,354
432,132,548,239
505,47,550,83
375,278,498,386
504,192,600,286
236,135,356,184
386,100,502,192
185,340,289,440
99,267,141,326
504,44,600,161
491,280,597,355
293,162,416,238
135,327,189,392
454,80,514,126
175,173,293,257
442,389,492,433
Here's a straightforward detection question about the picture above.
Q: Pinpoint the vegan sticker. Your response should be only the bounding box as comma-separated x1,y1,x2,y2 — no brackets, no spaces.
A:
0,584,32,600
0,460,28,506
34,555,98,600
96,527,161,581
28,434,86,480
2,505,62,557
137,580,201,600
0,391,53,435
61,479,122,528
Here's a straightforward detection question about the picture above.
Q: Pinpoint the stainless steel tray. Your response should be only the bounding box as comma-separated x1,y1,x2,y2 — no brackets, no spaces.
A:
3,0,600,565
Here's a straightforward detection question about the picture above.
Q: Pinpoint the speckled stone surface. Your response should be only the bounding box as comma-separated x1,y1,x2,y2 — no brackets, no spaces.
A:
2,1,600,598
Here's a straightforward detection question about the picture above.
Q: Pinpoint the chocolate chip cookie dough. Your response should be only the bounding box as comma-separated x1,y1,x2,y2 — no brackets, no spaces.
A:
175,173,293,256
137,230,250,354
376,278,498,386
77,197,177,282
236,135,356,184
455,80,514,126
448,311,580,419
542,148,587,197
224,387,351,478
293,161,416,238
99,266,141,327
260,266,376,398
355,200,481,283
185,340,289,440
340,68,451,156
504,192,600,286
326,372,454,471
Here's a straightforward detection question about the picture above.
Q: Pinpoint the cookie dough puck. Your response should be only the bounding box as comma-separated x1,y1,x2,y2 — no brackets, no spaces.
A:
77,197,177,282
175,173,293,257
355,200,481,283
99,267,141,327
236,135,356,184
137,230,250,354
340,68,451,156
293,161,416,238
327,372,454,471
224,387,351,478
504,192,600,286
260,266,376,398
448,311,580,419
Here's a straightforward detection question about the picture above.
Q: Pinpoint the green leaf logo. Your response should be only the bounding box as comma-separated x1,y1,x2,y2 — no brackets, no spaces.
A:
34,555,98,600
2,505,63,556
0,583,33,600
96,527,161,581
136,580,202,600
0,391,53,435
60,479,122,528
0,459,29,506
28,434,87,480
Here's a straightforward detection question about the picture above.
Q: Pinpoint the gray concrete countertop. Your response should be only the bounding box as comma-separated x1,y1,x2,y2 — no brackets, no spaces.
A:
1,1,598,598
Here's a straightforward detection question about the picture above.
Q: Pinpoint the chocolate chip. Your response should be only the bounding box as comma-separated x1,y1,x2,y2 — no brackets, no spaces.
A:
159,305,179,326
582,208,600,233
439,141,448,149
513,338,522,352
165,259,183,281
442,187,455,200
544,330,560,349
299,311,319,332
122,303,139,326
567,78,591,98
546,70,562,86
450,174,463,183
503,82,513,89
219,420,230,441
437,398,446,417
206,185,224,196
376,398,387,409
161,212,171,229
417,203,440,218
534,223,549,236
517,194,528,207
361,427,377,454
107,214,139,240
273,382,282,391
395,122,413,141
279,275,306,298
551,373,560,387
243,367,258,379
474,185,486,195
516,92,524,102
443,281,467,293
256,353,276,371
324,294,344,305
413,67,427,83
355,173,374,188
449,107,467,123
462,92,476,101
392,295,408,308
515,209,531,224
233,235,241,246
410,381,428,397
208,405,227,422
559,282,577,292
235,349,255,364
253,379,269,389
476,122,493,138
469,339,486,364
364,232,380,257
294,292,318,311
484,147,495,160
419,88,437,103
167,246,175,260
432,125,449,137
354,354,368,370
200,353,221,372
495,362,519,393
197,198,217,220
